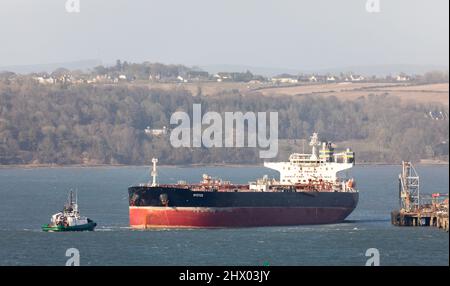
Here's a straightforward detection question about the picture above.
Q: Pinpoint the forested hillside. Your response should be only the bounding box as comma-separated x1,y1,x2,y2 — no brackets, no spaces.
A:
0,78,448,165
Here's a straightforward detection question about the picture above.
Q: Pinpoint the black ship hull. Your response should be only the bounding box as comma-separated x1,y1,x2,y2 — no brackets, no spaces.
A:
128,186,359,228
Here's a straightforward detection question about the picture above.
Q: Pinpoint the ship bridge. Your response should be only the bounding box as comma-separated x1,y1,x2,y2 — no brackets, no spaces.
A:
264,133,355,185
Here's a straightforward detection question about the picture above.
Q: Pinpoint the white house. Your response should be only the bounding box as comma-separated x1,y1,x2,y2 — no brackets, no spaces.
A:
145,126,168,136
149,74,161,81
177,76,188,83
326,76,336,82
33,76,55,85
309,75,318,82
271,77,298,84
350,75,365,82
396,75,410,82
214,73,232,82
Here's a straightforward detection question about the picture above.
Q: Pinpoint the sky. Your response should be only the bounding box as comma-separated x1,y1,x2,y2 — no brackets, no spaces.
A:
0,0,448,70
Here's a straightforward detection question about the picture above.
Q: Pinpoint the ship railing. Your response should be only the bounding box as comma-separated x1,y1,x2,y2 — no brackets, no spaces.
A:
157,183,250,192
289,152,354,165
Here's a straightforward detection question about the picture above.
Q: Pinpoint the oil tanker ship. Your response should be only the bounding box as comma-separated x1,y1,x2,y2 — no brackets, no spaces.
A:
128,133,359,228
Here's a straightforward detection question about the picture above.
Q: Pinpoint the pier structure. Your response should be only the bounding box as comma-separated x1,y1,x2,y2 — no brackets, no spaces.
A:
391,161,449,232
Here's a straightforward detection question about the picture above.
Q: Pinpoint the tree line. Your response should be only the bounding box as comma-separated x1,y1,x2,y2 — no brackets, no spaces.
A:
0,79,448,165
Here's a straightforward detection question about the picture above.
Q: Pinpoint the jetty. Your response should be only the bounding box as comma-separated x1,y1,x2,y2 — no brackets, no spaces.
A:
391,162,449,232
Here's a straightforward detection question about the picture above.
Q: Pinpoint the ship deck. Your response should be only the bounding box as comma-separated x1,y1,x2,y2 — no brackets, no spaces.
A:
145,182,356,193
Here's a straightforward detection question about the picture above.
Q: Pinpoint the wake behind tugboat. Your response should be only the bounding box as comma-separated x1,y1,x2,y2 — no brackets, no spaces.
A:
128,133,359,228
42,191,97,232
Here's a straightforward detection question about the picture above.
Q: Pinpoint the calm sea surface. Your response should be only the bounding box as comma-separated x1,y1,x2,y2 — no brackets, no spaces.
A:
0,165,448,266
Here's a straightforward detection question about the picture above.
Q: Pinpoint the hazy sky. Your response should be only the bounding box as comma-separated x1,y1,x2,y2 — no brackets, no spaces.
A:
0,0,448,69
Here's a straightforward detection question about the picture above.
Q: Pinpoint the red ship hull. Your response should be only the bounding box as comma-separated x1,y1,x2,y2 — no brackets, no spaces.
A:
129,206,355,228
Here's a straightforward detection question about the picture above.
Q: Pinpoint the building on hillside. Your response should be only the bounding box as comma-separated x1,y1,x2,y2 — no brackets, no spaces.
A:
396,74,411,82
349,74,365,82
145,126,168,136
326,75,336,82
271,76,299,84
33,76,55,85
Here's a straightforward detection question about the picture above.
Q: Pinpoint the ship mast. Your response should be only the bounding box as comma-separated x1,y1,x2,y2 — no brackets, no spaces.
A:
151,158,159,187
65,190,78,213
69,191,73,205
309,132,320,160
74,190,78,213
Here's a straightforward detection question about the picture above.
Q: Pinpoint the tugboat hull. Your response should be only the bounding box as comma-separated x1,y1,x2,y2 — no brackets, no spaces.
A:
41,221,97,232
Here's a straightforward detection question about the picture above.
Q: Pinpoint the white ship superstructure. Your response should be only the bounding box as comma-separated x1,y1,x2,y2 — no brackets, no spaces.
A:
50,191,89,227
264,133,355,185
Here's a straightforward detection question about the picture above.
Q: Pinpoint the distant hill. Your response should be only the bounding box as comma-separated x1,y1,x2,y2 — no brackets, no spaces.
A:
0,59,102,74
2,60,448,78
200,65,302,77
311,64,449,77
201,64,449,77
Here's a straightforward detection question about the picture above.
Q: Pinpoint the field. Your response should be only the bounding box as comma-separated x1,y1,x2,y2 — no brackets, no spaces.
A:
252,82,449,106
130,81,449,106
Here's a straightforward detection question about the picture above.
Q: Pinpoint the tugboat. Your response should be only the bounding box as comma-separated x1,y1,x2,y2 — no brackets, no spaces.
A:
42,191,97,232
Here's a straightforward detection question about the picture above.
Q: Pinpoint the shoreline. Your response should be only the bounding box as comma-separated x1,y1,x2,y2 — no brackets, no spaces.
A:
0,161,448,169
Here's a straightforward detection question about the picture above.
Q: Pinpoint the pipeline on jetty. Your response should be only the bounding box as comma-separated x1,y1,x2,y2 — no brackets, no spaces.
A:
391,161,449,232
